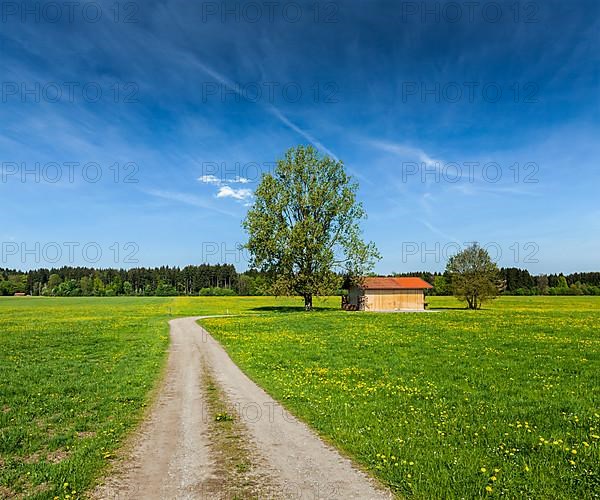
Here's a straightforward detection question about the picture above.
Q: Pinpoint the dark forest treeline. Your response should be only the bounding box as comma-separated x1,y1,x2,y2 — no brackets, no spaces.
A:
1,266,600,297
0,265,240,297
393,269,600,296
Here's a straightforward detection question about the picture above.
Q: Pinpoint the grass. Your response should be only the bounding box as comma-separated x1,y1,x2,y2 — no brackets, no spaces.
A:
1,295,598,498
200,296,600,499
0,295,308,499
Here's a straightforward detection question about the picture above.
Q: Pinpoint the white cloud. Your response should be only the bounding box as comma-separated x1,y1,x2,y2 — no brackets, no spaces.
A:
199,173,253,202
230,176,251,184
198,174,222,185
216,185,253,201
198,174,251,185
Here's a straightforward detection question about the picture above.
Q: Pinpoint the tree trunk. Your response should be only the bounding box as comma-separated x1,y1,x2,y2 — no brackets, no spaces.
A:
304,294,313,311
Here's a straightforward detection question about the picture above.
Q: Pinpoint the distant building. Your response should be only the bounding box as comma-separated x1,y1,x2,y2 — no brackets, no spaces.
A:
14,293,26,297
344,277,433,311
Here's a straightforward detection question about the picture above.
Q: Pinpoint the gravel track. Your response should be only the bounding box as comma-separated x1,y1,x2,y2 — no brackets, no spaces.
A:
93,317,392,500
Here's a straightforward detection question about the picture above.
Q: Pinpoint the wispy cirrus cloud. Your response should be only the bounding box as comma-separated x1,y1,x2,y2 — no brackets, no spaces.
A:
144,189,237,217
368,140,442,167
267,106,339,161
189,57,339,161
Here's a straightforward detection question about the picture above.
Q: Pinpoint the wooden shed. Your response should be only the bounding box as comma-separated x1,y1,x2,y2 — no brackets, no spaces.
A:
344,277,433,311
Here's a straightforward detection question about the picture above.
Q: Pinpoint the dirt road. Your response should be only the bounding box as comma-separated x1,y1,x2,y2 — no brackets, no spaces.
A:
94,317,392,499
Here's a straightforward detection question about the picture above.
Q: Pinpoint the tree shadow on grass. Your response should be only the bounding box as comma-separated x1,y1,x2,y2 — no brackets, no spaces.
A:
430,306,495,311
429,306,469,311
250,306,336,313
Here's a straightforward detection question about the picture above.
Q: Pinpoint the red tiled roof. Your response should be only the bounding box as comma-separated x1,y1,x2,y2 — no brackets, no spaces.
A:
359,277,433,290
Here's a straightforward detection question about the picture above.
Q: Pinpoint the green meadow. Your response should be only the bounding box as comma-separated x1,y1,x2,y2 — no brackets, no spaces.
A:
0,296,300,499
201,296,600,499
1,296,599,498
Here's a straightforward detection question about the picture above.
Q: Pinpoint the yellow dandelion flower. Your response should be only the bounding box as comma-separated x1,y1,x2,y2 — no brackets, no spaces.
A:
485,486,493,493
480,467,487,473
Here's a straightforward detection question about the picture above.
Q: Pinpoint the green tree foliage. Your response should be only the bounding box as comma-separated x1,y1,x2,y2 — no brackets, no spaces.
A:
236,270,269,296
47,274,62,295
1,265,239,297
433,275,449,295
446,243,500,309
93,276,105,296
198,287,236,296
55,279,80,296
537,274,549,295
0,274,27,295
243,145,380,310
501,267,535,293
80,276,93,295
0,279,15,296
155,282,177,296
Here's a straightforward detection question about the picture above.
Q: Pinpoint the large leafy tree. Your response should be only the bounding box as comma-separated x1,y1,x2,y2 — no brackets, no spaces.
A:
243,145,380,310
446,243,500,309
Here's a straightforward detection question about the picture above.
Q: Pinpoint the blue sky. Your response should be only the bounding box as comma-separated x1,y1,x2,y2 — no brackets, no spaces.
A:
1,0,598,273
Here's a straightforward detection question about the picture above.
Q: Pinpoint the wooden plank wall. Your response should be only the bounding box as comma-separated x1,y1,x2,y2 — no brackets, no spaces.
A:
364,289,424,311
